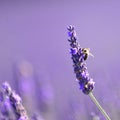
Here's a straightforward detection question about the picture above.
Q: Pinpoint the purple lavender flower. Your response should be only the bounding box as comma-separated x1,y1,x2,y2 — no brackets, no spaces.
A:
0,86,16,119
67,25,95,94
31,112,44,120
2,82,29,120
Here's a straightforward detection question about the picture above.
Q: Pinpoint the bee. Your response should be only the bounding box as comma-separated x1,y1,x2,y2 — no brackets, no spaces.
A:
82,48,94,60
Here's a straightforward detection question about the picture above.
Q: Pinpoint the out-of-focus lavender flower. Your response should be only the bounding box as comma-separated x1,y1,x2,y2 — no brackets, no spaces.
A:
35,74,55,120
16,60,38,115
0,88,16,119
31,112,44,120
91,112,101,120
67,25,95,94
15,60,54,120
2,82,29,120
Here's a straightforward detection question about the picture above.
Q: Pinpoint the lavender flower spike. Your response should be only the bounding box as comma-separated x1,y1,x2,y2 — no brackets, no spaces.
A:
67,25,111,120
67,25,95,94
2,82,29,120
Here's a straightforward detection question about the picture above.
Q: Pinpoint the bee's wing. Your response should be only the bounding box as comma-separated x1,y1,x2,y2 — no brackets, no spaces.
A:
89,52,94,57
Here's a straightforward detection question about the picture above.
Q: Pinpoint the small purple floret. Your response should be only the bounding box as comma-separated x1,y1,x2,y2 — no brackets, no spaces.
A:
70,48,78,55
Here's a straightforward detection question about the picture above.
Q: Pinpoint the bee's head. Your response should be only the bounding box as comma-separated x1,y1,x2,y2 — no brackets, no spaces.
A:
82,48,90,54
82,48,94,57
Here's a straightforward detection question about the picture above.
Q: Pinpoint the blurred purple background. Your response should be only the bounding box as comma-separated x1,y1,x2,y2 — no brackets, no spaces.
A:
0,0,120,119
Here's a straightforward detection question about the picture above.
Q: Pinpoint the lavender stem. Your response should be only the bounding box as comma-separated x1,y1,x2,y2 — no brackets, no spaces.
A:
89,92,111,120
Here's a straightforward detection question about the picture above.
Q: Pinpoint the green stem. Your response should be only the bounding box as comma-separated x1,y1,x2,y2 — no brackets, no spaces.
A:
89,92,111,120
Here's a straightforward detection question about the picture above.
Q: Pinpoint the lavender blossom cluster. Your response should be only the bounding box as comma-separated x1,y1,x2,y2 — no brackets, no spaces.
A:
67,25,95,95
0,81,46,120
2,82,29,120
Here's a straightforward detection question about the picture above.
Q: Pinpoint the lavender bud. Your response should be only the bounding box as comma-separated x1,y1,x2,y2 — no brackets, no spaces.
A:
2,82,12,96
70,48,78,55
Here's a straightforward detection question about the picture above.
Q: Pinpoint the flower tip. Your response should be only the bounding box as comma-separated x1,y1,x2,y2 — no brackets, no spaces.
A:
67,25,74,31
2,82,10,90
